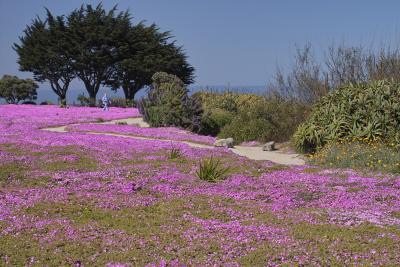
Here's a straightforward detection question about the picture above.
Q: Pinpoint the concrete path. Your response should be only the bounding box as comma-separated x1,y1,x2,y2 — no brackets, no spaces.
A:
42,117,305,165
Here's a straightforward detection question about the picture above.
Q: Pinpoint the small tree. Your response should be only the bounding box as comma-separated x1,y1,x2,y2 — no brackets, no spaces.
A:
138,72,203,132
0,75,38,104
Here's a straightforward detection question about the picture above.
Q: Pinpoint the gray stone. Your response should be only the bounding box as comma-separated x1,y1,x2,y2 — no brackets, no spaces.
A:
214,138,234,148
262,141,275,151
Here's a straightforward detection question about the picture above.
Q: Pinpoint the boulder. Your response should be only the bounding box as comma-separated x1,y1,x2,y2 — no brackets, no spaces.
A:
214,138,234,148
262,141,275,151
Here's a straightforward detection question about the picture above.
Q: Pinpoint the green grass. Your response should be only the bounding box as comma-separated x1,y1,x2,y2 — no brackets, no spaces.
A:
7,196,257,265
0,161,29,186
43,156,97,172
291,223,400,265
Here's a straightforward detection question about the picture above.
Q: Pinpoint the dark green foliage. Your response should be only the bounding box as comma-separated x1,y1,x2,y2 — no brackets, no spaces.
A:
67,4,131,106
107,23,194,101
109,98,136,108
196,157,230,182
218,101,277,144
294,80,400,153
195,91,309,142
218,98,309,144
14,10,74,106
77,93,90,106
21,101,36,105
15,4,194,106
199,108,235,136
199,109,235,136
138,72,203,132
0,75,38,104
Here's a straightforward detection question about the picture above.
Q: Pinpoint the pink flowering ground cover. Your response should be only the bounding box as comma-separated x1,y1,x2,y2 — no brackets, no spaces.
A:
67,124,216,145
1,105,400,266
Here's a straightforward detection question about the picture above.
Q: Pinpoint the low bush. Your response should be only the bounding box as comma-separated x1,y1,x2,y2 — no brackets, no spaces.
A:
195,91,265,113
308,140,400,174
293,80,400,153
196,91,308,141
218,102,276,144
199,108,234,136
219,98,309,144
21,101,36,105
77,94,91,106
138,72,203,132
196,157,229,182
97,98,135,108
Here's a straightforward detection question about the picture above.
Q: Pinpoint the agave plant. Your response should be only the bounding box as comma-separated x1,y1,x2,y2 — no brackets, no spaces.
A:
196,157,230,182
293,79,400,152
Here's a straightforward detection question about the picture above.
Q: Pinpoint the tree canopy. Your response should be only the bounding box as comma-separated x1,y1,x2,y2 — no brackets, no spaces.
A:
13,10,74,105
14,4,194,106
0,75,38,104
107,22,194,102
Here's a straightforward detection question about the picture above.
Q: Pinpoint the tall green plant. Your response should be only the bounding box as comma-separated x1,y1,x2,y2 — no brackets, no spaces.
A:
196,157,230,182
138,72,203,132
294,80,400,153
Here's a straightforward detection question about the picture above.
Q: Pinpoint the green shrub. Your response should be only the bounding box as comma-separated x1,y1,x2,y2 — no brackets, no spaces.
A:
199,108,234,136
99,98,135,108
195,91,265,113
77,93,90,106
138,72,203,132
196,157,230,182
195,91,238,112
293,80,400,153
308,141,400,174
219,107,276,144
218,98,309,144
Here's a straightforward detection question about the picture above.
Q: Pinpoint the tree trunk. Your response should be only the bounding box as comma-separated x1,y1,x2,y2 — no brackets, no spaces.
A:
59,96,67,106
89,91,97,107
82,79,98,107
123,83,142,102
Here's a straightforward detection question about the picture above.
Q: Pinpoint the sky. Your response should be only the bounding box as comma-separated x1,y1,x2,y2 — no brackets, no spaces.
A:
1,0,400,101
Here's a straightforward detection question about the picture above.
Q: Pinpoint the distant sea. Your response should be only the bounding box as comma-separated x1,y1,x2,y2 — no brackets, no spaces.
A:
0,85,267,105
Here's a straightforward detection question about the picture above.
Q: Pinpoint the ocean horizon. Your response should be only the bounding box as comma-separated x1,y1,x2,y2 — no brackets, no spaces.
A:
0,85,268,105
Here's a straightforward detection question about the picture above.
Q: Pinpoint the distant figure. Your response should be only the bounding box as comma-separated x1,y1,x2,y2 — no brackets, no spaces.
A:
102,93,110,111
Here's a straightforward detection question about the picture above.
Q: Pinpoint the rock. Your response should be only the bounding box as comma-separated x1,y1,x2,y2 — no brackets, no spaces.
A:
214,138,234,148
262,141,275,151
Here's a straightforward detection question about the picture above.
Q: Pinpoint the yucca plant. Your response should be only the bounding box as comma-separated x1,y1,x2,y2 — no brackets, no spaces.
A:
196,156,230,182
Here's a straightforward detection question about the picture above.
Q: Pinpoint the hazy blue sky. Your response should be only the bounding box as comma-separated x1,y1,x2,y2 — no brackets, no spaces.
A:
1,0,400,91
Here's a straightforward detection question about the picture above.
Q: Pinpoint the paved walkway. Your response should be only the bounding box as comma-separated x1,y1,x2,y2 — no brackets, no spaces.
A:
42,117,305,165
